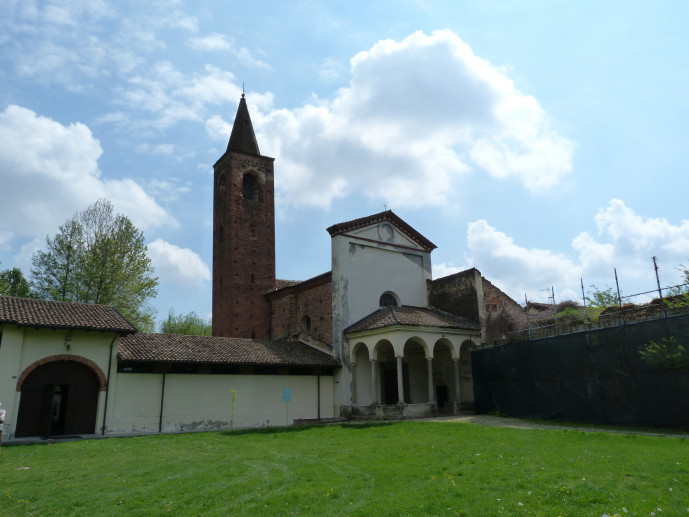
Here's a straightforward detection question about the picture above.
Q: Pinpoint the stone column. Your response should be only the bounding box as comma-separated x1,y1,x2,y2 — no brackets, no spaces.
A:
351,362,357,405
396,356,404,404
370,359,378,404
427,358,435,403
453,358,461,412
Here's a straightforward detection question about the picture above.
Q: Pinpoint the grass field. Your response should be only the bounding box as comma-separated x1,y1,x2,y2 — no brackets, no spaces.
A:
1,421,688,516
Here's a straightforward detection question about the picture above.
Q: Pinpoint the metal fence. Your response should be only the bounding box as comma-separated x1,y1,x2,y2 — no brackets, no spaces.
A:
507,257,689,342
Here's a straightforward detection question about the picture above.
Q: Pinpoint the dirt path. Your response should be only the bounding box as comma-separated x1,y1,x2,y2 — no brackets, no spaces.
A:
424,414,689,439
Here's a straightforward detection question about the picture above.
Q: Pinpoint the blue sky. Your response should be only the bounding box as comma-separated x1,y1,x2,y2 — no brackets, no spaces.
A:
1,0,688,325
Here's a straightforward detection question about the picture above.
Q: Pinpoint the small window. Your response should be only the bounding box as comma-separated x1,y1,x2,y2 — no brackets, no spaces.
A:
242,173,260,201
302,315,311,331
379,292,398,308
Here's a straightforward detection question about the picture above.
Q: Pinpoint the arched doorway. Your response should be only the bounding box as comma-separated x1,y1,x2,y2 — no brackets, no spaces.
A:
432,340,455,413
16,359,102,437
459,340,475,411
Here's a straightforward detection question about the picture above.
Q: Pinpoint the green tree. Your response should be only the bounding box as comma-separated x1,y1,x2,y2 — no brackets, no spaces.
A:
0,267,32,297
585,284,619,309
160,309,212,336
639,335,689,370
31,199,158,331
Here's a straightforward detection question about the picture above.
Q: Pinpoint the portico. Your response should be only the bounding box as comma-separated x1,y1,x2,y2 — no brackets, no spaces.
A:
344,305,480,418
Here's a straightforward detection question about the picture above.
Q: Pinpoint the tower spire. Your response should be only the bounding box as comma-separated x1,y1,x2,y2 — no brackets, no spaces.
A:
226,93,260,154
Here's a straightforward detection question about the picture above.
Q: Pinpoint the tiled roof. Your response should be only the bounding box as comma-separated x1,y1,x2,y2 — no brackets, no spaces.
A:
299,333,334,355
275,279,302,290
0,295,137,334
326,210,437,251
269,272,332,299
119,333,339,367
345,305,480,334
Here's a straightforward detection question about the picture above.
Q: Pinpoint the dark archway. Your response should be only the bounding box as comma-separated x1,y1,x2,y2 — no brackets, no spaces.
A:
16,360,101,437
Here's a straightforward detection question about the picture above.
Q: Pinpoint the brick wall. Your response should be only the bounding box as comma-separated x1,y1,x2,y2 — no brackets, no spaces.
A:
481,277,526,344
269,273,332,344
212,151,276,339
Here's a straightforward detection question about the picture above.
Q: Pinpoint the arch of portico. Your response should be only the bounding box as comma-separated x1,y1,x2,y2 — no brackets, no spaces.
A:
346,327,479,417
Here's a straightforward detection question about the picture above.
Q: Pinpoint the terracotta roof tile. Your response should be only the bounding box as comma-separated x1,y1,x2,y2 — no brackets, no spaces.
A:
275,279,302,290
119,333,338,367
0,295,137,333
345,305,480,334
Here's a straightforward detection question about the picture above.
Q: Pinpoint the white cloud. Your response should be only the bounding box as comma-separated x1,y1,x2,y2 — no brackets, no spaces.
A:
452,199,689,304
573,199,689,281
243,30,574,210
187,32,270,69
0,105,174,242
148,239,210,286
188,33,231,51
120,64,240,130
464,219,581,301
432,263,464,279
1,0,196,89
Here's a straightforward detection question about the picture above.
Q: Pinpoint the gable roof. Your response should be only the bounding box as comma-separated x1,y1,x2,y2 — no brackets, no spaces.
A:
326,210,437,252
119,333,338,367
345,305,480,334
0,295,137,334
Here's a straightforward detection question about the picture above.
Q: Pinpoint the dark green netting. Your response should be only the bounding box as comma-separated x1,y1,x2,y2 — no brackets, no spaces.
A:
472,314,689,428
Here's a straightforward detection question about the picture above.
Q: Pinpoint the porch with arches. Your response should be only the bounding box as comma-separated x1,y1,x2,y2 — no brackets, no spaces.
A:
346,325,480,419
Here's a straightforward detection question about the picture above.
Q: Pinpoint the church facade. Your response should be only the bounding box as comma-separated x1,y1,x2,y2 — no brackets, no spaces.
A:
0,96,520,442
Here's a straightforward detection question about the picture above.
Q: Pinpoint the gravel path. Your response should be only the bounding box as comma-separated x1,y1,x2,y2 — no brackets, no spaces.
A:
423,414,689,439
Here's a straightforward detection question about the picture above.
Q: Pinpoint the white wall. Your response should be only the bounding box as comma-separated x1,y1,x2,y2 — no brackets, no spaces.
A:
106,373,334,435
0,324,116,441
331,220,432,410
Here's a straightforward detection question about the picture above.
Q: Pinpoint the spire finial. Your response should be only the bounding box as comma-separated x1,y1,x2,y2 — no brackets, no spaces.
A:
242,82,245,98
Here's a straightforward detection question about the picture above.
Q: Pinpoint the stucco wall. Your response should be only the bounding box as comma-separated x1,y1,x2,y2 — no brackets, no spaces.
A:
0,324,117,441
106,373,334,435
331,224,431,410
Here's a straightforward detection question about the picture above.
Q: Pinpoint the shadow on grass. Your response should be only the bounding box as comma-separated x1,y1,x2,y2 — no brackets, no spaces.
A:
219,421,397,437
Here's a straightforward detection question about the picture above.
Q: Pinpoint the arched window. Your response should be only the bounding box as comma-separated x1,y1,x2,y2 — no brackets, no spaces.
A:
379,292,398,308
242,173,260,201
302,315,311,331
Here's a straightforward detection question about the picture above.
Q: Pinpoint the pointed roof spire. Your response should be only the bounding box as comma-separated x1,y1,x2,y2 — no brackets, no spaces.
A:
227,93,260,155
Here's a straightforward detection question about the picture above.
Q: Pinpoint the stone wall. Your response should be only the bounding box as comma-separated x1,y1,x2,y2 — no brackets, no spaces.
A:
428,268,484,328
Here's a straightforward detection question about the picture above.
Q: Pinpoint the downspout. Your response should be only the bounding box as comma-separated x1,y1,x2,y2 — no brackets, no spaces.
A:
159,367,168,433
317,374,321,420
101,333,118,436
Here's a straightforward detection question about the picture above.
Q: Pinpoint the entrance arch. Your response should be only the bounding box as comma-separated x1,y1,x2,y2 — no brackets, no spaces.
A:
15,357,104,437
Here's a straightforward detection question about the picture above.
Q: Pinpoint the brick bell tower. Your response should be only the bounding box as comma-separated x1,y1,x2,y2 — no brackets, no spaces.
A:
212,94,276,338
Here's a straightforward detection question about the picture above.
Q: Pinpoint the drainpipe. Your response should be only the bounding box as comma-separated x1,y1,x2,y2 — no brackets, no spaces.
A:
317,374,321,420
101,333,118,436
159,367,168,433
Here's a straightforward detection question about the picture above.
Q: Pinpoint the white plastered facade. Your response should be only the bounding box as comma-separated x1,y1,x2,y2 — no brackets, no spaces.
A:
0,323,334,442
330,218,480,418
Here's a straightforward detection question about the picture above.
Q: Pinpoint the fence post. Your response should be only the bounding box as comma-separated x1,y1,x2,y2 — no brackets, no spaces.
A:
615,268,625,325
653,256,666,319
581,278,589,328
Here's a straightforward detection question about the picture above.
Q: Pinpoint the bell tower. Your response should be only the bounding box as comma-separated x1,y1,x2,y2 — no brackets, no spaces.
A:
212,94,275,338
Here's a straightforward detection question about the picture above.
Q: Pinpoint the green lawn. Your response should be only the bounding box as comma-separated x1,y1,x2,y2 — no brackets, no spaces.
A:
1,421,688,516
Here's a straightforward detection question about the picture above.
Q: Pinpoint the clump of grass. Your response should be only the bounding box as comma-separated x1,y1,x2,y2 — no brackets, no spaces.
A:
1,421,688,516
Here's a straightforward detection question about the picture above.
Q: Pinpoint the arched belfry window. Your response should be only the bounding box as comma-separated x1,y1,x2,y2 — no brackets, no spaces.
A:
379,292,398,308
242,173,260,201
